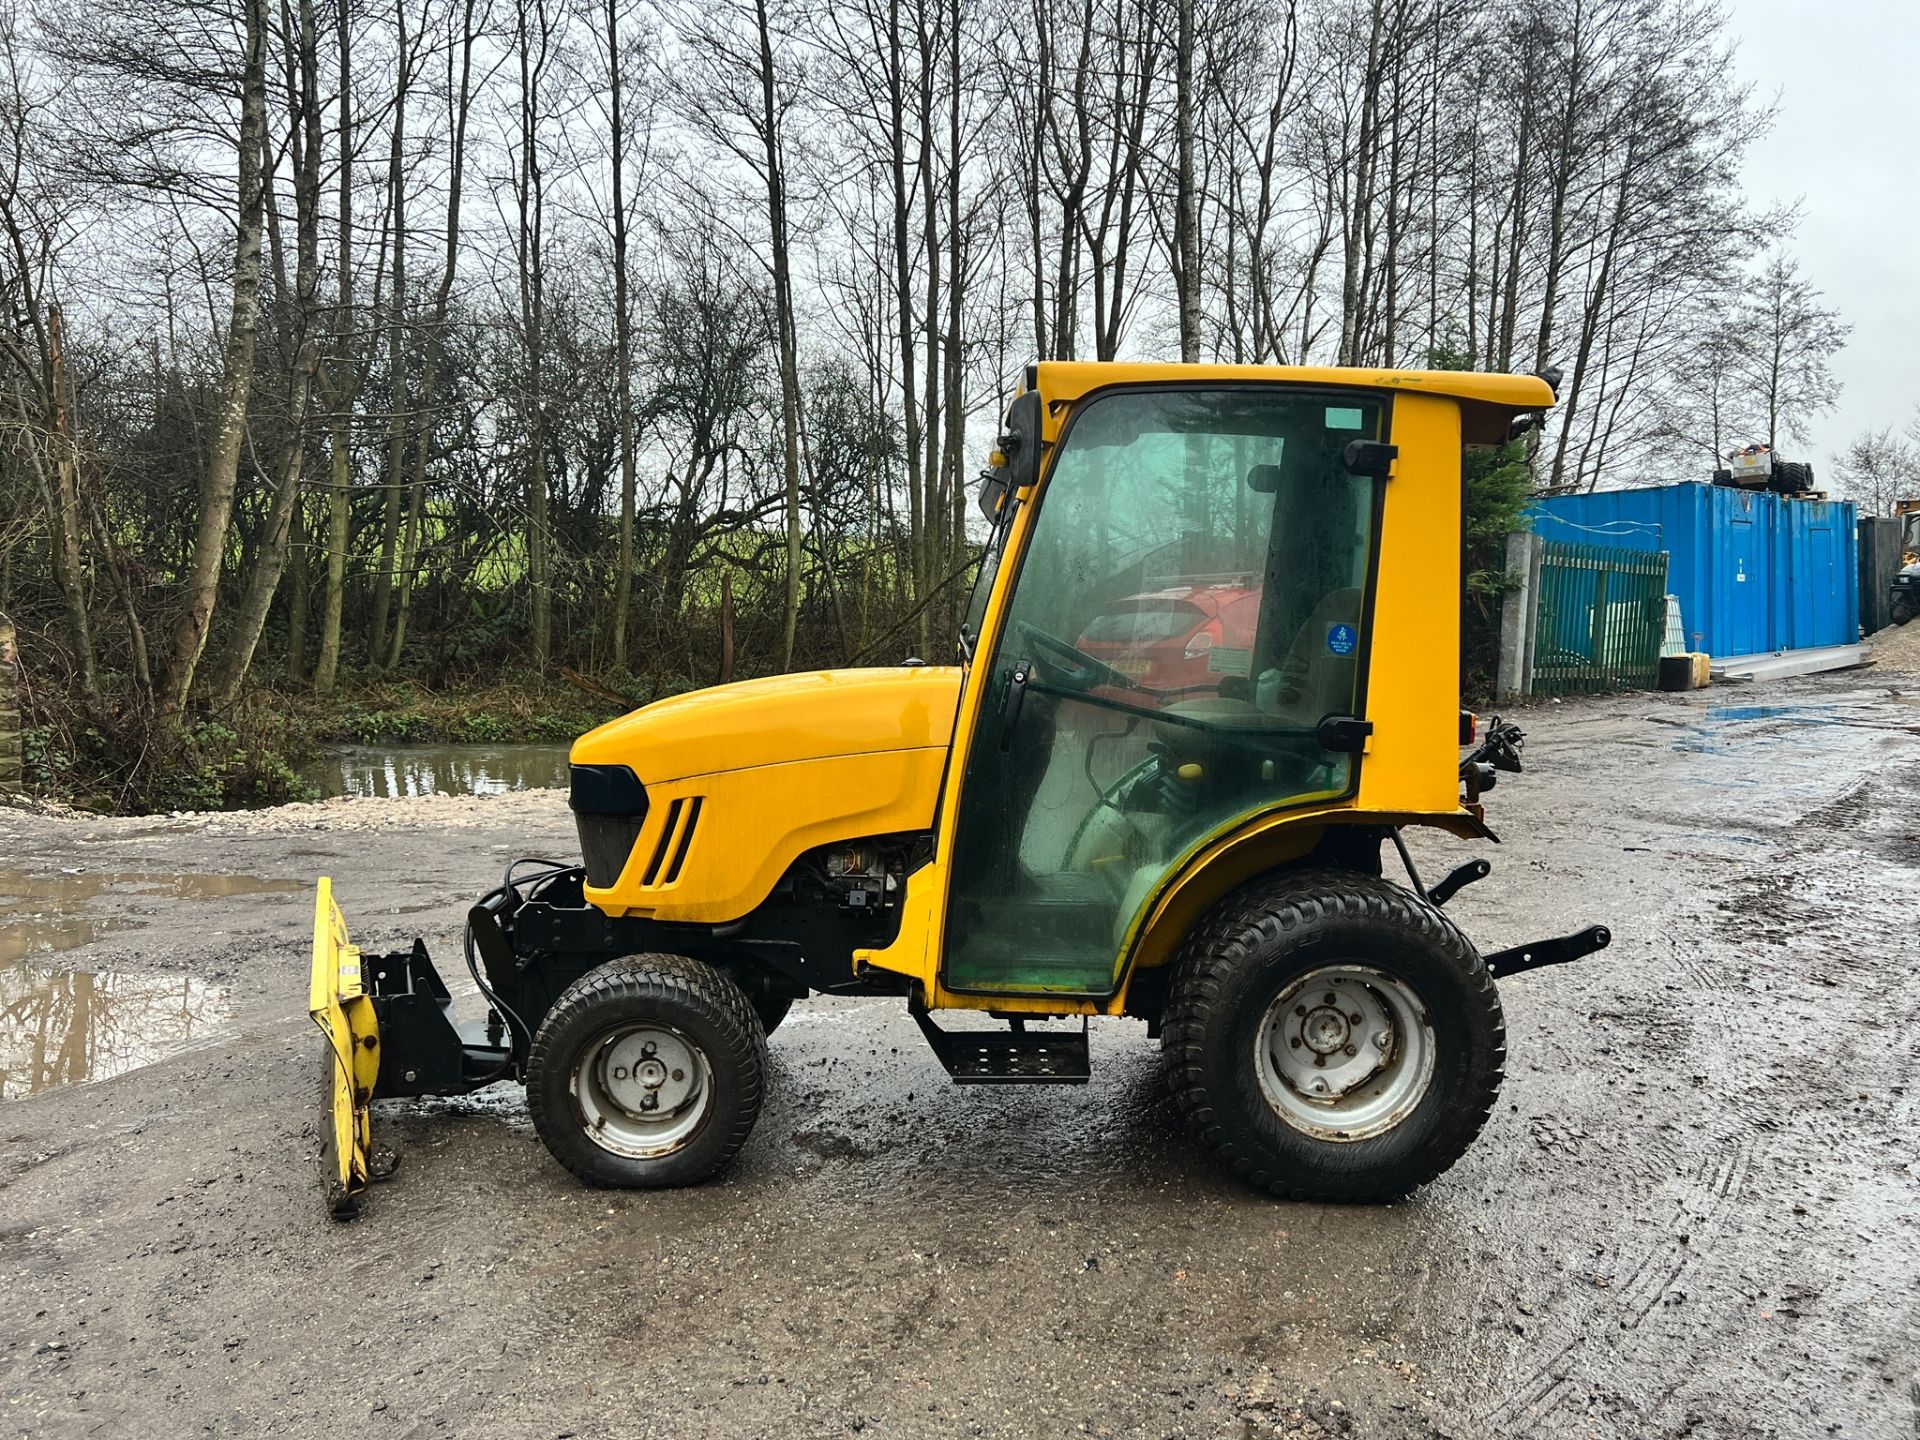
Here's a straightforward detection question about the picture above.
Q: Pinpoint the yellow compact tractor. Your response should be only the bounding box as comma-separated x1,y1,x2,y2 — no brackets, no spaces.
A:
313,361,1609,1216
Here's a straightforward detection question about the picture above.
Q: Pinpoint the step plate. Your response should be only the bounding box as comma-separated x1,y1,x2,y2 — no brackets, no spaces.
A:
913,1009,1092,1085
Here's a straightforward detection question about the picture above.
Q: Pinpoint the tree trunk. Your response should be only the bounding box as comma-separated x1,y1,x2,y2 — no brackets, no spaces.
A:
313,0,355,696
1173,0,1200,361
159,0,269,718
607,0,638,672
44,307,99,712
755,0,802,669
518,0,552,671
367,2,411,665
213,0,326,707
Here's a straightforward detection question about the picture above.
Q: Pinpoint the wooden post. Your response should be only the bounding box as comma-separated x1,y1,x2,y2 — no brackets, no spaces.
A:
0,612,20,793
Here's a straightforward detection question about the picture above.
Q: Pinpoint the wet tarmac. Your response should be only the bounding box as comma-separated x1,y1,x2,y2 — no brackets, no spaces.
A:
1,672,1917,1438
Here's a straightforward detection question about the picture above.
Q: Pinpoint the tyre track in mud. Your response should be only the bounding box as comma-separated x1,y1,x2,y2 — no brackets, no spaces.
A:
1474,713,1919,1440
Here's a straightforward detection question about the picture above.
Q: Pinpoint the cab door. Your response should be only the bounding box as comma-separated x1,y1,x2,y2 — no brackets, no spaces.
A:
939,385,1389,996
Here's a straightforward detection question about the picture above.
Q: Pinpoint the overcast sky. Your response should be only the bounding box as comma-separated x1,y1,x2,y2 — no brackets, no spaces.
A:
1731,0,1920,473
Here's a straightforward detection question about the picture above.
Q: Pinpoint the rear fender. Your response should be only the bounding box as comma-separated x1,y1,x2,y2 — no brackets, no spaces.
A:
1119,809,1485,984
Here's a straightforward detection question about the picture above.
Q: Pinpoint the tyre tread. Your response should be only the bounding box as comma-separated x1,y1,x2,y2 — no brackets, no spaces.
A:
1162,869,1506,1203
525,952,767,1188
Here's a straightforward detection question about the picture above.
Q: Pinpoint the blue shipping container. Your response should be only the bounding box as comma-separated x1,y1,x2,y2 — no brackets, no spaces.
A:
1530,483,1858,659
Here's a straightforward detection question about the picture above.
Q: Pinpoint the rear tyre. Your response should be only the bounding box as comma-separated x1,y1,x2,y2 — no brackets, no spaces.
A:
1163,869,1504,1203
1893,600,1914,626
526,953,766,1189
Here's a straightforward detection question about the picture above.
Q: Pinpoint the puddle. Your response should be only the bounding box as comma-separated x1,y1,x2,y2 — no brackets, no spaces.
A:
1673,701,1860,754
0,963,227,1099
1706,704,1841,723
0,868,297,1097
304,744,571,799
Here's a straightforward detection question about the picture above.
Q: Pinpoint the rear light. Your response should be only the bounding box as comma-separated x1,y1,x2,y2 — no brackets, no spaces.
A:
1184,622,1222,660
1460,711,1477,744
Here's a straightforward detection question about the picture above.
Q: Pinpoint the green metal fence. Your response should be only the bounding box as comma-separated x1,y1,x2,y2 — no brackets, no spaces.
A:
1530,540,1669,695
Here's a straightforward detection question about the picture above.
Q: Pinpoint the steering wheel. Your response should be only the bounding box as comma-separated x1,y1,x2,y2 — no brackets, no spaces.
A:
1013,619,1139,693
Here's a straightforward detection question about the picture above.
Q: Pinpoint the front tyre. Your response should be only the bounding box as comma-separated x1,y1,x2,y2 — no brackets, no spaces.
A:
1163,870,1504,1203
526,953,766,1189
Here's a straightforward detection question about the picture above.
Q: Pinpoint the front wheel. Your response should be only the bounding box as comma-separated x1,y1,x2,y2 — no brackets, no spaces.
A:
526,953,767,1188
1163,870,1505,1203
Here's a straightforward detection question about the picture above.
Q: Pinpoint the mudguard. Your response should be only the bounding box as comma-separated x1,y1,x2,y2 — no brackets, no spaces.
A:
309,877,381,1217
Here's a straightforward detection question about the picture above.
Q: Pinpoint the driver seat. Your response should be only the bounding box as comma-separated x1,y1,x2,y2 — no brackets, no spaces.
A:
1263,587,1363,725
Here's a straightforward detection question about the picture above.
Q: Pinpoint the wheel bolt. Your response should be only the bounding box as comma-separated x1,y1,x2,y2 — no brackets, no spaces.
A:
1323,993,1335,1005
641,1042,658,1058
1349,1012,1363,1025
672,1068,685,1081
1313,1055,1325,1068
1343,1044,1357,1056
1289,1037,1301,1050
640,1094,658,1111
1295,1005,1307,1017
613,1066,628,1080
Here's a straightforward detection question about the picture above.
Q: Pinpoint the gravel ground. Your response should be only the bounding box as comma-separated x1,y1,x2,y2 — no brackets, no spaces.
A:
1,667,1917,1439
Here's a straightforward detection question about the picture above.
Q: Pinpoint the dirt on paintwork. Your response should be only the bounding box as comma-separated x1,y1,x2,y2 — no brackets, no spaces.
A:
2,671,1918,1439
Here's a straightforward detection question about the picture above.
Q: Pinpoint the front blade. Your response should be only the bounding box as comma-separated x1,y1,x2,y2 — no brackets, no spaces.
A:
309,877,381,1218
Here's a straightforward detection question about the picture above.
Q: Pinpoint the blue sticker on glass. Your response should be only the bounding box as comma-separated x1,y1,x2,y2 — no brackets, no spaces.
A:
1326,623,1357,656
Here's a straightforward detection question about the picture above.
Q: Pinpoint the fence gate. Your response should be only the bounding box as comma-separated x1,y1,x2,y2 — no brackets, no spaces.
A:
1530,541,1669,695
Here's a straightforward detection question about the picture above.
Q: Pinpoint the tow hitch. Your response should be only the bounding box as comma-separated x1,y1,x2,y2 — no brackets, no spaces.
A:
1483,924,1612,979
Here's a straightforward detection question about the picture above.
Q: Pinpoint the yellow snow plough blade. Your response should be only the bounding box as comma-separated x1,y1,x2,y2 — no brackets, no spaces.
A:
309,877,381,1218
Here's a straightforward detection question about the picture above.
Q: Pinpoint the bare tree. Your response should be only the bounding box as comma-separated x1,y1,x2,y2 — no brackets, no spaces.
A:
1832,428,1918,518
1734,248,1848,452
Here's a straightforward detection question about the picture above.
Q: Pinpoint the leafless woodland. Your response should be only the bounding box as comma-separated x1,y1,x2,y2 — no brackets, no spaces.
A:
0,0,1850,737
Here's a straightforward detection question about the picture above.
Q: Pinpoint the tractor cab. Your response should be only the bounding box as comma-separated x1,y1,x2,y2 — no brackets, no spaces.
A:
945,382,1389,995
312,362,1610,1217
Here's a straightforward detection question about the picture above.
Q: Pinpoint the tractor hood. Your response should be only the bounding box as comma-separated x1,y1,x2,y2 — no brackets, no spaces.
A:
570,665,963,785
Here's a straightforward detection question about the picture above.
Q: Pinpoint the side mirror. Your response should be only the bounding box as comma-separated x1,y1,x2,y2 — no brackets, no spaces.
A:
1246,463,1283,494
977,388,1045,520
977,469,1009,520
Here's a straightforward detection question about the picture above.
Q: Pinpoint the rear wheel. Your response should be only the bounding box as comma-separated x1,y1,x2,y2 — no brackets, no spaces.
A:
526,953,766,1188
1163,869,1504,1202
1893,599,1914,626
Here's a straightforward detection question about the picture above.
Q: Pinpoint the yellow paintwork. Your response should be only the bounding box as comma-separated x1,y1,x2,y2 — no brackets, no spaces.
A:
574,665,961,919
564,363,1550,1013
1025,361,1553,448
572,664,961,781
854,363,1549,1011
310,877,381,1215
590,748,951,921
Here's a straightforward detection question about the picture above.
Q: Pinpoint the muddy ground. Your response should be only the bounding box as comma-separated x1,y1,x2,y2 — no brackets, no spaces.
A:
2,668,1917,1439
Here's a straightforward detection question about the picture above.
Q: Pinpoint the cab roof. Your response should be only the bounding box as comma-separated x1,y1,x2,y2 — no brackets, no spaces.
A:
1030,361,1556,447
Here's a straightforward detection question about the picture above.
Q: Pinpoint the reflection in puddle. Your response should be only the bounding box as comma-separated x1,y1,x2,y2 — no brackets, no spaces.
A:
0,963,227,1099
0,867,291,1097
304,744,571,799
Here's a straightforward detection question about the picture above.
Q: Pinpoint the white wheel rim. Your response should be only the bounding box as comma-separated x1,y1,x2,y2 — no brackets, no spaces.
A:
572,1022,714,1159
1255,965,1435,1141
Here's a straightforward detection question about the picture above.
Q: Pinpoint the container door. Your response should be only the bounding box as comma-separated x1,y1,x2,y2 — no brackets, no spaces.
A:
939,387,1385,996
1721,499,1767,657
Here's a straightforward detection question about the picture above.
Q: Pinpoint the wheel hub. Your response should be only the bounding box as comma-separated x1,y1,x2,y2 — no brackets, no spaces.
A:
1256,966,1436,1140
573,1023,713,1159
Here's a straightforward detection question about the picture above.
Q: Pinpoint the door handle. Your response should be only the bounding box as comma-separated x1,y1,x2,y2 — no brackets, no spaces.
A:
998,660,1032,750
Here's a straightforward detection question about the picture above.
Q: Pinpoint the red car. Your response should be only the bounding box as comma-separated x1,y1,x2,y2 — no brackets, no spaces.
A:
1076,582,1260,698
